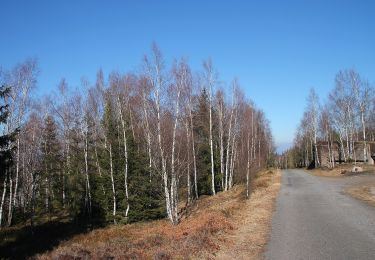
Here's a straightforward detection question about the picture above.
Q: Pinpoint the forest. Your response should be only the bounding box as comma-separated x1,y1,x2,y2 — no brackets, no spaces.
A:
284,69,375,168
0,44,275,229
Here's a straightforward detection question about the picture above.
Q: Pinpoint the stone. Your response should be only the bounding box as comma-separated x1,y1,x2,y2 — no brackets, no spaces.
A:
351,166,363,173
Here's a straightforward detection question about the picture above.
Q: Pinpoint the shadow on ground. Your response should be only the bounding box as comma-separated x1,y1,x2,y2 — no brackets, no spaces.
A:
0,220,90,259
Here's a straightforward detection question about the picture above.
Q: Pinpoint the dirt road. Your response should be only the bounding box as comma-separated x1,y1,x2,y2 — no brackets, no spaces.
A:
265,169,375,260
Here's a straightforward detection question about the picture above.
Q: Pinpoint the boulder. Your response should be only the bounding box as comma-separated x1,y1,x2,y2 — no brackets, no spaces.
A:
351,166,363,173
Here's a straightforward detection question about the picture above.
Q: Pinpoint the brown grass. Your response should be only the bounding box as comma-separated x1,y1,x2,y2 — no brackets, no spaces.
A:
346,183,375,207
214,169,281,260
36,169,281,260
308,164,375,177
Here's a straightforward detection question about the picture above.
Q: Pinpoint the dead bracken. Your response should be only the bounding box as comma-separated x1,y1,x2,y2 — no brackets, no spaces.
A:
36,169,280,260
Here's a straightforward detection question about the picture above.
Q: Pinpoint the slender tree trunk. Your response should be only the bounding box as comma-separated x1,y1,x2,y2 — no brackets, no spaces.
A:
0,174,8,228
225,108,234,191
185,121,191,204
246,133,251,199
129,108,136,142
258,138,261,168
229,106,238,189
143,100,153,183
84,131,92,215
188,101,198,199
7,174,13,226
142,90,153,184
338,131,346,163
12,137,20,212
218,100,225,190
109,144,117,224
229,145,236,189
360,111,367,162
345,127,350,160
154,76,173,223
170,85,181,224
117,97,130,218
314,132,319,167
94,141,106,197
327,129,333,168
30,171,36,233
209,85,215,195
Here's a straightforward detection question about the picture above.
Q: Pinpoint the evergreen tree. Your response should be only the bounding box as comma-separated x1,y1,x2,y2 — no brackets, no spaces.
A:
127,130,165,223
0,85,17,177
39,115,62,216
65,120,86,220
193,88,212,195
100,95,122,223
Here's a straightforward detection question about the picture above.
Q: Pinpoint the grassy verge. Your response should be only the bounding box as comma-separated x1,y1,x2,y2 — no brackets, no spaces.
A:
215,169,281,260
346,183,375,207
1,169,281,260
307,164,375,177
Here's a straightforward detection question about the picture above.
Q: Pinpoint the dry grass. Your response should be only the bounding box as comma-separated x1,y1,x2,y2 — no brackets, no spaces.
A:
308,164,375,177
36,169,281,260
346,183,375,207
214,169,281,260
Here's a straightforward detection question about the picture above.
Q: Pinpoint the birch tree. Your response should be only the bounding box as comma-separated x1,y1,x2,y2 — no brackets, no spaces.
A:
202,59,216,195
307,88,320,167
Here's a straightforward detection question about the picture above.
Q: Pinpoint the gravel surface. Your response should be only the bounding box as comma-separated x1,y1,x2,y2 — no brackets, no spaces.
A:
265,169,375,260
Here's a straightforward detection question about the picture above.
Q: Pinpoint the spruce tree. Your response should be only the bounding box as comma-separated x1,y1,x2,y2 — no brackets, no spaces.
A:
40,115,62,216
100,95,121,223
127,130,165,223
193,88,212,195
0,85,17,177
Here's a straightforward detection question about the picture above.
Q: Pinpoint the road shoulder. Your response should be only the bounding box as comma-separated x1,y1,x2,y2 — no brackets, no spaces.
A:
346,182,375,207
214,169,281,260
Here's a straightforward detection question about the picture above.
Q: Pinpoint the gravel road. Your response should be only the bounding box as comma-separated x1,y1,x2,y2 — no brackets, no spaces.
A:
265,169,375,260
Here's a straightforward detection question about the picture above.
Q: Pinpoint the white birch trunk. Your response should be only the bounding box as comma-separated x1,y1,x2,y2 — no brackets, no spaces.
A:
117,97,130,218
109,143,117,224
229,144,236,189
0,174,7,228
225,106,234,191
188,98,198,199
7,175,13,226
185,120,191,204
218,96,225,190
12,137,20,209
170,83,181,224
246,132,251,199
208,83,215,195
83,131,92,215
142,90,153,183
154,71,172,223
360,111,367,162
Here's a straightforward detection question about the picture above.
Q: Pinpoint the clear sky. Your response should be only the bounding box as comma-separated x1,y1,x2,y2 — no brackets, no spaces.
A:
1,0,375,153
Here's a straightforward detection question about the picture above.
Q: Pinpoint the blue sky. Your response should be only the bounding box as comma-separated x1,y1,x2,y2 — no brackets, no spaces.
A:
1,0,375,153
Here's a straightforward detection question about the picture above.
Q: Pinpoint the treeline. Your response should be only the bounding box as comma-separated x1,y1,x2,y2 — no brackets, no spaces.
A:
0,44,274,227
284,69,374,168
